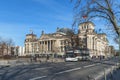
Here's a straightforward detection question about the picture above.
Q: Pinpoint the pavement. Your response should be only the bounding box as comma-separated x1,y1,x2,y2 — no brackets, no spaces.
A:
100,67,120,80
0,58,65,67
0,57,119,80
112,68,120,80
0,61,99,80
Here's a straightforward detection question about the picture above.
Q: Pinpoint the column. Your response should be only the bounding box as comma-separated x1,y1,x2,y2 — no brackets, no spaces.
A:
51,40,53,51
50,40,51,52
43,41,45,52
47,41,48,52
42,41,43,53
95,39,97,57
40,41,41,53
25,44,26,53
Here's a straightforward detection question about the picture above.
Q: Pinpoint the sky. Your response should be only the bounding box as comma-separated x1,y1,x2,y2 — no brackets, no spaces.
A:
0,0,118,49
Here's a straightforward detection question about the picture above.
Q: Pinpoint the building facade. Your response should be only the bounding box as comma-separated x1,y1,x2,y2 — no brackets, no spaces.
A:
24,29,71,56
107,46,116,57
78,22,109,58
18,46,25,56
24,22,113,58
24,33,39,55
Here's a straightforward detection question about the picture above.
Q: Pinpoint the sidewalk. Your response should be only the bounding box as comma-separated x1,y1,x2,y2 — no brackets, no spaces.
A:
103,68,120,80
89,59,120,80
0,58,65,67
112,68,120,80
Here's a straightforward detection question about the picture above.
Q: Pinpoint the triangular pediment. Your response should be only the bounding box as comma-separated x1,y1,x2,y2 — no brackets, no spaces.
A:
40,35,51,40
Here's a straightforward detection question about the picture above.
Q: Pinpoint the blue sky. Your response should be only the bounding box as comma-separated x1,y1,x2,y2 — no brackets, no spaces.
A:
0,0,118,49
0,0,73,46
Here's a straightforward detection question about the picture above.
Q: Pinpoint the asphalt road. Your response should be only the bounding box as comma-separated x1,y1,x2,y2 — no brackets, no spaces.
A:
0,58,119,80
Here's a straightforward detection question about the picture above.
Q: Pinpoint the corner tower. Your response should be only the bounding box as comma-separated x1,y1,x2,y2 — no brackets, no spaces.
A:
78,21,95,34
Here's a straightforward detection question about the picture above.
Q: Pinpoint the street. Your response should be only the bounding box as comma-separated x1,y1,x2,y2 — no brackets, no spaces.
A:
0,58,119,80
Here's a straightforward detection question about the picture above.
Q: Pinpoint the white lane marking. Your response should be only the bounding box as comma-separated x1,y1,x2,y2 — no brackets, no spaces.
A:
55,67,82,75
29,63,97,80
95,67,112,80
83,64,96,68
29,76,47,80
33,67,52,70
55,64,96,75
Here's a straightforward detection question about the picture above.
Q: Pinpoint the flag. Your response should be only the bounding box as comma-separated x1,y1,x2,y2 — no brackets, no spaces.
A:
83,15,87,19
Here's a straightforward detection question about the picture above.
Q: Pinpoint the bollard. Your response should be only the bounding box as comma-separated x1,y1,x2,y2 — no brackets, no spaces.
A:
104,68,106,80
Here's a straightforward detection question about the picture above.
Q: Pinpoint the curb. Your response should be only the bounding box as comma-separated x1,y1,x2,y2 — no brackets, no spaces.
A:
93,63,120,80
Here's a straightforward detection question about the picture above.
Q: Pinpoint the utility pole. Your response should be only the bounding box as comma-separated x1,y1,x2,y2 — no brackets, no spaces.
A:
114,27,120,70
118,27,120,61
118,33,120,56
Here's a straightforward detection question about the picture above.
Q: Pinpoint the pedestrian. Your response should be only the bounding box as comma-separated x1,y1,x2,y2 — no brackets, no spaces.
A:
30,57,32,62
47,55,49,60
46,55,49,62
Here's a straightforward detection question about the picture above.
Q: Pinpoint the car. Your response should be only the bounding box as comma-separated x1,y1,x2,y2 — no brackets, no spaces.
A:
65,57,78,62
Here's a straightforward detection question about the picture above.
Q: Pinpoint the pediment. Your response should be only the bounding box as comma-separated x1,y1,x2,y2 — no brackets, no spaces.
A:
53,32,66,37
40,35,50,40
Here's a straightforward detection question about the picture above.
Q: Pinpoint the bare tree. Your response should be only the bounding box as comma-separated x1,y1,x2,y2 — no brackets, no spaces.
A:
57,27,78,48
0,37,14,57
6,39,14,54
71,0,120,54
0,41,6,56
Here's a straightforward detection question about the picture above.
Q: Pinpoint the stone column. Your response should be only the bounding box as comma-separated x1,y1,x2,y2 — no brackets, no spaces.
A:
50,40,51,52
40,41,41,53
47,41,48,52
42,41,43,53
43,41,45,53
95,38,97,57
39,42,41,53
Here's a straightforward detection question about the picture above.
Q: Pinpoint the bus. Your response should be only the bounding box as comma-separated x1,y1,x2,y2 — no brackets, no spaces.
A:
65,48,90,62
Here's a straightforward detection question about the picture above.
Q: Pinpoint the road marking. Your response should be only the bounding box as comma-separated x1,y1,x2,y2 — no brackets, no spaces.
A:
83,64,96,68
29,76,47,80
55,67,82,74
55,64,96,75
29,63,97,80
33,67,52,70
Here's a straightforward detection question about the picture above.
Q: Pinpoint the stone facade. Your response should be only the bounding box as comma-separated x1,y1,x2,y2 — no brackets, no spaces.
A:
24,22,113,58
107,46,116,57
38,31,71,55
24,33,39,55
18,46,25,56
78,22,109,58
24,29,71,56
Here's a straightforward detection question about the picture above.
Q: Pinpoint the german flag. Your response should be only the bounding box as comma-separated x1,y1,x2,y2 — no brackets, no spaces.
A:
83,15,87,19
